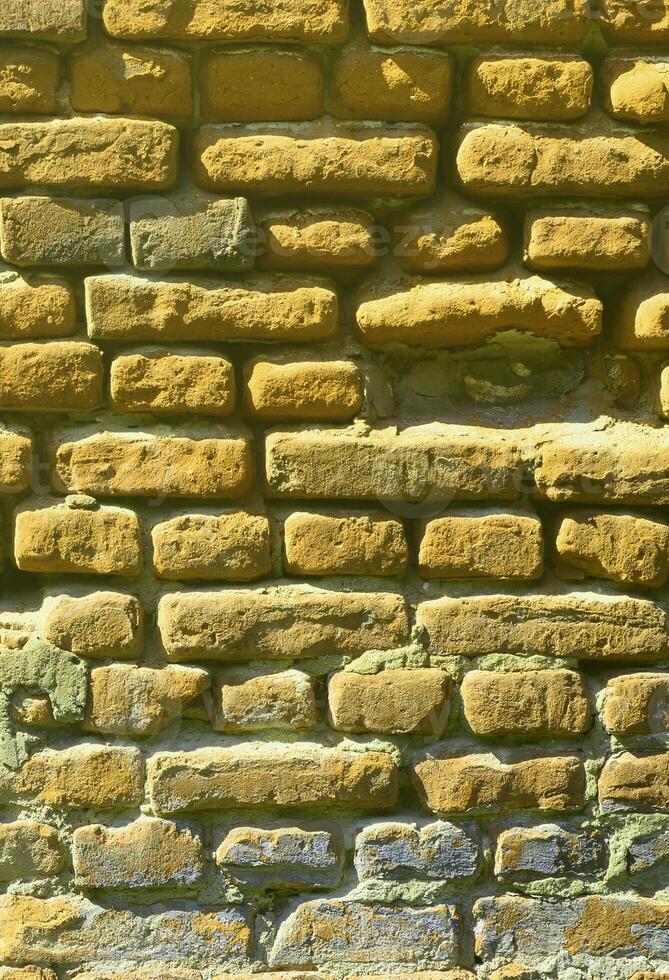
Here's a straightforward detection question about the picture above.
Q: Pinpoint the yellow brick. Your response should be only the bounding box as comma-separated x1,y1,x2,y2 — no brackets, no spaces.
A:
413,752,585,815
214,669,317,732
0,47,59,113
0,428,32,494
195,122,437,198
328,43,453,123
40,592,143,659
524,206,651,273
0,342,102,411
284,511,408,576
71,41,192,119
599,752,669,810
51,427,253,500
148,746,399,813
259,207,377,271
0,820,64,880
85,663,209,737
0,271,75,339
600,0,669,41
200,49,323,122
14,497,142,576
0,0,86,40
244,358,363,421
103,0,348,42
110,352,236,416
0,119,178,191
605,57,669,124
602,673,669,734
615,271,669,351
152,511,271,582
328,669,452,735
460,670,591,738
86,273,338,343
465,55,592,120
418,510,543,581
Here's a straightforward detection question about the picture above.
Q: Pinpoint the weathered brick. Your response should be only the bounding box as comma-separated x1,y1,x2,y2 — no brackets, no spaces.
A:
0,342,101,412
355,272,602,348
0,744,144,809
85,273,338,343
0,119,178,191
418,509,543,581
84,664,210,737
110,352,236,416
270,900,461,969
535,421,669,504
103,0,348,42
602,672,669,734
418,594,669,660
215,669,317,733
0,820,64,880
259,207,377,270
328,669,452,735
615,272,669,351
148,746,399,813
217,827,342,890
158,587,409,661
152,511,271,582
200,49,323,122
265,424,524,502
41,592,143,660
0,196,124,268
555,509,669,587
626,829,669,884
0,271,75,340
0,970,57,980
14,497,142,577
0,428,32,494
605,57,669,124
466,55,592,121
129,196,254,273
413,752,585,815
394,192,508,274
600,0,669,41
363,0,588,45
72,817,204,889
600,752,669,811
456,122,669,199
474,895,669,961
0,895,251,968
195,122,437,198
51,427,253,500
524,206,651,273
355,821,480,882
284,511,408,576
0,0,86,40
494,824,606,881
328,43,453,123
71,41,192,119
0,47,59,113
460,670,591,738
659,364,669,420
245,358,363,421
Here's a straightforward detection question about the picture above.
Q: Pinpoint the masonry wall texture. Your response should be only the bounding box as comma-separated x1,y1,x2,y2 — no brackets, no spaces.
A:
3,1,669,979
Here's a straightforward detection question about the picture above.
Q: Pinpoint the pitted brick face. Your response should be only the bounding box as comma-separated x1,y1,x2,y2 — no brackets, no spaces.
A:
1,3,669,977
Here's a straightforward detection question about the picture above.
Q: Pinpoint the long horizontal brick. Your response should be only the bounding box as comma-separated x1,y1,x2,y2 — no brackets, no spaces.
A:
413,751,585,815
110,353,236,417
50,428,253,499
328,669,452,735
158,587,409,661
535,422,669,504
195,122,437,197
0,429,32,494
356,273,601,348
86,274,338,343
363,0,587,44
103,0,348,42
147,746,398,813
0,342,102,411
418,594,669,661
0,119,178,191
0,896,251,968
524,206,651,273
465,54,592,121
270,900,461,970
0,0,86,40
474,895,669,962
265,425,524,501
457,122,669,198
0,272,75,340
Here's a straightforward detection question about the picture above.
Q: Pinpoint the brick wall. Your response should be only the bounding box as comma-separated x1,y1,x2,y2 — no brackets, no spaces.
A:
0,1,669,978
